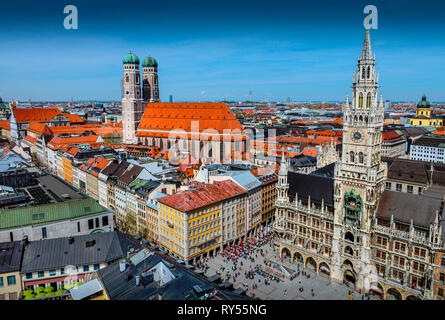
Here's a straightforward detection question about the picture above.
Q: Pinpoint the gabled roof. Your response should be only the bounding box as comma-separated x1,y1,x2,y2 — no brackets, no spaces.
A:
47,135,100,150
119,164,144,185
158,180,246,212
27,122,52,135
377,190,444,227
288,171,334,207
21,231,141,273
13,108,63,123
137,103,244,135
23,135,37,144
64,113,85,123
0,241,23,273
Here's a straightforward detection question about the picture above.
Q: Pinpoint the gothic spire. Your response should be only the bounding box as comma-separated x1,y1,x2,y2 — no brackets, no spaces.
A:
359,29,373,61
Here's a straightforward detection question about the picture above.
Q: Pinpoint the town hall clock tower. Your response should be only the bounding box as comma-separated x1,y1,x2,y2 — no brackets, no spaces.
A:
331,29,387,292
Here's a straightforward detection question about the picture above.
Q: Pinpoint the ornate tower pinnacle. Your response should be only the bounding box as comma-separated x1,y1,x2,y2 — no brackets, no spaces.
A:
277,152,289,204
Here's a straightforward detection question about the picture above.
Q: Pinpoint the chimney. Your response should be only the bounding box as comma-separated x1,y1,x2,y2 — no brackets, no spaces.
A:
22,235,29,246
119,259,127,272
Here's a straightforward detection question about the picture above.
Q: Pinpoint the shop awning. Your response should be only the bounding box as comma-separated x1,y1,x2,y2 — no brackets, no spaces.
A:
370,287,383,295
320,266,330,273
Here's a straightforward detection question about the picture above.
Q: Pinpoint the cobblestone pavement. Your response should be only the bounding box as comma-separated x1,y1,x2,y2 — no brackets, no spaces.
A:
204,241,371,300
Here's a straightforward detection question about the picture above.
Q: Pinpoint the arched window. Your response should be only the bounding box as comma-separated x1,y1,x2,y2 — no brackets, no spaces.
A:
367,66,370,79
362,67,366,79
359,152,364,164
358,93,363,108
366,92,371,108
345,232,354,242
125,75,129,82
350,151,355,163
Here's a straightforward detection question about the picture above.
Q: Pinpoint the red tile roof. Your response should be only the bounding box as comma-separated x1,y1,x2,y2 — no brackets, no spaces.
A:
137,103,244,135
0,120,10,130
64,114,85,123
382,131,402,142
47,135,100,150
23,135,37,144
13,108,62,123
158,180,246,212
27,122,52,135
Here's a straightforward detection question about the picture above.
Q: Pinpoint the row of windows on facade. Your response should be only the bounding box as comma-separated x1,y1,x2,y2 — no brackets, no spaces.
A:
385,182,422,194
24,265,101,280
374,250,430,270
375,236,430,254
8,217,108,242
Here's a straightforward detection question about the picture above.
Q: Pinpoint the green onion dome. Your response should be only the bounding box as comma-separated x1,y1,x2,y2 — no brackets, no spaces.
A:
142,55,158,67
123,51,140,64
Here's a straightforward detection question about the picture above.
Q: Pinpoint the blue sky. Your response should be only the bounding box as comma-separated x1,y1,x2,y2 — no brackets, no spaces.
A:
1,0,445,102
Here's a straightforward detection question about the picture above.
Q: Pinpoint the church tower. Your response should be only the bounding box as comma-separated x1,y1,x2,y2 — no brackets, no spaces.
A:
142,54,160,102
331,29,387,292
122,51,145,144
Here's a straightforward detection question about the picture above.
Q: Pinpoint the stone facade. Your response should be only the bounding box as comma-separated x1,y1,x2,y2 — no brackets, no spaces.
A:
273,29,445,300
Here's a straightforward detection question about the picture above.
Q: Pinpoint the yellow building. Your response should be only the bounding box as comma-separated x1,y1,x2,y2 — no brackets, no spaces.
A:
0,242,23,300
409,95,444,127
157,180,247,264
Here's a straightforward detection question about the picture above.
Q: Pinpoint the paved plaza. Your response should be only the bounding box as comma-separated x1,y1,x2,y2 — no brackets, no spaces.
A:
204,240,372,300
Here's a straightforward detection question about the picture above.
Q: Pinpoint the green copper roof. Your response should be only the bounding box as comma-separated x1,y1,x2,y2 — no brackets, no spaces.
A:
0,198,108,230
123,51,140,64
142,55,158,67
417,95,431,109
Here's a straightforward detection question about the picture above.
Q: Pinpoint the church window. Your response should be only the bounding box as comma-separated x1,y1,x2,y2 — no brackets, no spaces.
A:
350,151,355,163
366,92,371,108
358,93,363,108
359,152,364,164
362,67,366,79
367,66,370,78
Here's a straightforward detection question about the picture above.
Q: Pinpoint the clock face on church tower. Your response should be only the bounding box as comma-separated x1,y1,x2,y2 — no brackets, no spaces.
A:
351,130,363,142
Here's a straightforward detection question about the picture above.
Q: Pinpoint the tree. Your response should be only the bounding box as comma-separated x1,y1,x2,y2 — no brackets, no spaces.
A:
35,286,45,294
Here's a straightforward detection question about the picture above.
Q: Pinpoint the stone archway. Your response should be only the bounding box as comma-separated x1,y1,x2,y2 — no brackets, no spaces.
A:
405,295,420,300
369,282,384,300
387,288,402,300
345,232,354,242
293,252,304,263
281,247,291,259
306,257,317,271
344,245,354,257
319,262,331,277
343,270,356,288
